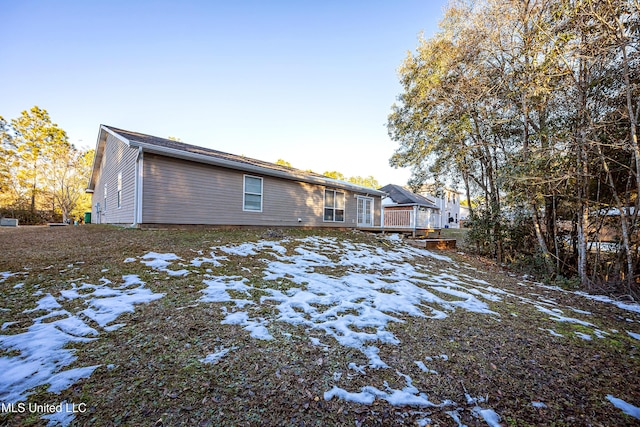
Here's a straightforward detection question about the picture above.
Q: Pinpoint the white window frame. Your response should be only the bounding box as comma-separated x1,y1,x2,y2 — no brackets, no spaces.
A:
117,172,122,209
243,175,263,212
323,189,345,222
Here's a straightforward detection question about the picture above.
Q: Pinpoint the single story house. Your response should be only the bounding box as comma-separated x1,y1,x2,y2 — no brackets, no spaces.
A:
86,126,384,228
379,184,440,235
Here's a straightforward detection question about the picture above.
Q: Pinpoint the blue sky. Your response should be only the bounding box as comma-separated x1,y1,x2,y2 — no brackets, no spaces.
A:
1,1,447,186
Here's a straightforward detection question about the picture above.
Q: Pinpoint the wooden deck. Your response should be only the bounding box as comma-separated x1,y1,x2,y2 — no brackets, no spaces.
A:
357,226,441,238
407,238,456,250
357,226,456,249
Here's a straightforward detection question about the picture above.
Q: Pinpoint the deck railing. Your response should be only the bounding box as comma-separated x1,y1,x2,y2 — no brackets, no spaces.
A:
382,208,441,230
384,210,413,228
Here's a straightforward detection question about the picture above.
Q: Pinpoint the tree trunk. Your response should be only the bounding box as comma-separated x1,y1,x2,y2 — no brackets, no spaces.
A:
619,17,639,290
577,128,590,289
531,200,555,275
594,141,634,294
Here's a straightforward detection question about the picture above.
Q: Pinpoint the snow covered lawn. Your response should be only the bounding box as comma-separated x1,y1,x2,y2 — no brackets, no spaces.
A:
1,226,639,426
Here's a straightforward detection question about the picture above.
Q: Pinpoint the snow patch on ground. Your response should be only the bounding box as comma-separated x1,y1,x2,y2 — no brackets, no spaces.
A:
199,237,501,369
627,330,640,340
539,328,564,338
0,271,21,283
0,309,99,403
0,274,163,425
140,252,189,276
534,305,594,327
200,345,238,364
576,293,640,313
415,360,438,374
41,401,78,427
6,234,637,425
200,277,252,304
309,337,329,349
325,371,446,408
607,394,640,419
472,406,502,426
574,331,592,341
23,293,62,312
197,236,503,415
221,310,273,340
79,282,163,327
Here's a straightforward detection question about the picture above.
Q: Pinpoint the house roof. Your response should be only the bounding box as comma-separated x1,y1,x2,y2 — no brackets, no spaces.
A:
379,184,439,209
88,125,385,196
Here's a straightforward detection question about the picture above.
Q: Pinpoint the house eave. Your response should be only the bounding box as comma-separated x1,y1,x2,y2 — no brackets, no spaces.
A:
384,202,440,210
87,127,107,191
127,140,386,196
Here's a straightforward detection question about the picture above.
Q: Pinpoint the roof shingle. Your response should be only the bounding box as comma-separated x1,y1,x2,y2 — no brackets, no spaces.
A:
98,125,385,196
104,126,327,178
379,184,439,209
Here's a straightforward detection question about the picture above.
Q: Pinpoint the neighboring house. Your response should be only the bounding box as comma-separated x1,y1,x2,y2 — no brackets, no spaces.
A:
563,206,639,245
417,185,463,228
459,203,470,228
86,126,384,228
379,184,441,235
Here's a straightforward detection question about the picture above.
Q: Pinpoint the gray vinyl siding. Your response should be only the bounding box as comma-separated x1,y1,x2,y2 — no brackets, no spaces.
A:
141,153,380,227
91,134,137,224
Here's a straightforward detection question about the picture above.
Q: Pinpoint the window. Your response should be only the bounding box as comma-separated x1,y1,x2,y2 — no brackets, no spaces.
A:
103,184,107,212
117,172,122,208
243,175,263,211
324,189,345,222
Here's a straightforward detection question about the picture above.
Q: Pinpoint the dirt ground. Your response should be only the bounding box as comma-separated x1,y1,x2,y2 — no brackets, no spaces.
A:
1,225,639,426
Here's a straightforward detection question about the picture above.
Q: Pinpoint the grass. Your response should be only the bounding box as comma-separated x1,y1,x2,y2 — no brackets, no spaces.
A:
0,225,639,426
438,227,469,240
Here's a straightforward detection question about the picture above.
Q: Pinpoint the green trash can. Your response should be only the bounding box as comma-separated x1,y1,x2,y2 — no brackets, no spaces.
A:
84,212,91,224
